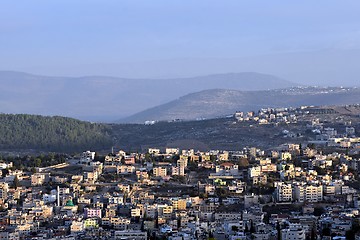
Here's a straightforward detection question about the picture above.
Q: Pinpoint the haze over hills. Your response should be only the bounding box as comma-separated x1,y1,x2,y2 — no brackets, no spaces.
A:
122,87,360,123
0,71,296,122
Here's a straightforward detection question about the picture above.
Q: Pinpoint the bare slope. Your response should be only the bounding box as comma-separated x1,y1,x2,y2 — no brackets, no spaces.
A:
122,87,360,123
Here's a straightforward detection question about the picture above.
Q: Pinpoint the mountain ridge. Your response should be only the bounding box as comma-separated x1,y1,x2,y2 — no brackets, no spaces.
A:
0,71,297,121
121,87,360,123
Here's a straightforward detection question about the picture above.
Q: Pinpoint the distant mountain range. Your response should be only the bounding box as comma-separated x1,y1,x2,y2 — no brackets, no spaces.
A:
0,71,296,121
3,70,360,124
122,87,360,123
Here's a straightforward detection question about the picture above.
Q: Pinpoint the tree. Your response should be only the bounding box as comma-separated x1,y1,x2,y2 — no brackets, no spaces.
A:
210,155,217,162
231,225,239,232
0,113,112,152
307,143,316,149
313,207,325,216
238,158,249,168
13,176,20,189
276,222,281,240
346,230,355,240
250,221,255,233
322,227,331,237
244,224,249,233
34,158,42,167
1,169,9,177
314,166,327,175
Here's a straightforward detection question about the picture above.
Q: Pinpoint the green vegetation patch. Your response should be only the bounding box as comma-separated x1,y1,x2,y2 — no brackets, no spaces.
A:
0,114,112,152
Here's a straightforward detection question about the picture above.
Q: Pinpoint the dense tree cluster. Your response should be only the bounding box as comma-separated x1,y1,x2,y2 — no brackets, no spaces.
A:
1,153,68,171
0,114,112,152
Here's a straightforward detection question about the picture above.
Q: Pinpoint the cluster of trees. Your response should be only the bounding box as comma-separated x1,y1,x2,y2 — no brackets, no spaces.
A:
1,153,68,172
0,114,113,152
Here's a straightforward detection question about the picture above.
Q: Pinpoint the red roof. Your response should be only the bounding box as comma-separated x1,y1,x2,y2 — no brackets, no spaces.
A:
220,162,234,167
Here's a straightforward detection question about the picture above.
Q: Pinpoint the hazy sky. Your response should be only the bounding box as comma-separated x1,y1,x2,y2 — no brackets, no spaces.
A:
1,0,360,85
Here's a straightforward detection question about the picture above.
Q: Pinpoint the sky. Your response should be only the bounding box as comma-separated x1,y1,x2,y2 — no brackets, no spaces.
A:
1,0,360,86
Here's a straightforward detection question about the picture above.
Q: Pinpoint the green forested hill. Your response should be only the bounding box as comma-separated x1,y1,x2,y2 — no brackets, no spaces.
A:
0,114,112,152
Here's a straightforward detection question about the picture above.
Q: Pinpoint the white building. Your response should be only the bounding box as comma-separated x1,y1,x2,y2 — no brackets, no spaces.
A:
181,149,195,156
70,221,84,233
84,208,102,218
172,166,185,176
216,163,239,175
31,173,50,186
281,224,306,240
114,230,147,240
148,148,160,155
294,184,323,202
82,150,96,160
153,167,167,177
42,194,57,203
166,148,179,155
172,159,186,176
131,208,142,218
108,195,124,205
248,166,261,178
276,182,293,202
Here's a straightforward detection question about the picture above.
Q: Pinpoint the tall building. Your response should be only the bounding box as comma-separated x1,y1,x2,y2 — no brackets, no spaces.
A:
294,184,323,202
153,167,167,177
0,182,8,204
276,182,293,202
172,159,186,176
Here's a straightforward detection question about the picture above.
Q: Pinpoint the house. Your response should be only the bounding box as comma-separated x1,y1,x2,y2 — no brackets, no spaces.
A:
84,218,99,229
166,148,180,155
31,173,50,186
114,230,147,240
293,184,323,202
148,148,160,155
275,182,293,202
84,208,102,218
153,167,167,178
281,224,306,240
71,221,84,233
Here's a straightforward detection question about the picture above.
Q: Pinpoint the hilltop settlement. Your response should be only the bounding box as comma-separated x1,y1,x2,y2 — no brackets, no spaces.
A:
1,105,360,239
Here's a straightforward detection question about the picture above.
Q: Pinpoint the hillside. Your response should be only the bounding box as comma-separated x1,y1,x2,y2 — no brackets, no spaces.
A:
111,109,360,152
0,71,296,121
1,105,360,153
0,113,293,153
122,87,360,123
0,114,112,152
